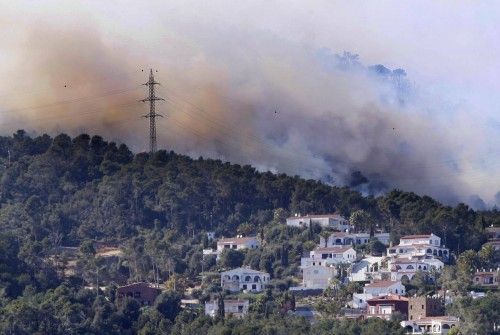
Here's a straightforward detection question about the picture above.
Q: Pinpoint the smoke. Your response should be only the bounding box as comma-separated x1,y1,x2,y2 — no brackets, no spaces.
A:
0,2,499,207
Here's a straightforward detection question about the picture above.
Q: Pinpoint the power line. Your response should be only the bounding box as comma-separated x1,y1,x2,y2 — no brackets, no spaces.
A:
0,100,139,128
141,70,164,154
0,86,141,116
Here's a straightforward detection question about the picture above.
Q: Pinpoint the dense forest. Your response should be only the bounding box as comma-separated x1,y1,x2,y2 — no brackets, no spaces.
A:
0,130,498,334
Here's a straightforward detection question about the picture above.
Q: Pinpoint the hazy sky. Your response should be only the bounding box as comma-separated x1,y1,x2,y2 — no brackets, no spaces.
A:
1,1,499,207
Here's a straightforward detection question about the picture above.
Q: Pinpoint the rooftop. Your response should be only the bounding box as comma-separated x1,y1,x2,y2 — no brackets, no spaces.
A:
118,282,161,290
400,234,433,239
367,294,408,303
411,315,460,323
287,213,345,220
221,267,268,275
218,237,257,244
365,280,401,288
315,246,354,253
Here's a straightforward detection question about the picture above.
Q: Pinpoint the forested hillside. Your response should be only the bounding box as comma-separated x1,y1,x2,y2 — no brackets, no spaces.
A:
0,130,497,250
0,130,498,334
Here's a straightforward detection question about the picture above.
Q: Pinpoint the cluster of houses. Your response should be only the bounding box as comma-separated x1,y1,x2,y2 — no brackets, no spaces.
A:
110,213,497,333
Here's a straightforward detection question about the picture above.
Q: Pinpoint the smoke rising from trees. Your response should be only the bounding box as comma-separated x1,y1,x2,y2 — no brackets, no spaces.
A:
0,2,498,207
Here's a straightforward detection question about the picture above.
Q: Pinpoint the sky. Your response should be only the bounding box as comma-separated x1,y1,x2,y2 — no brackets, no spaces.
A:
0,1,499,208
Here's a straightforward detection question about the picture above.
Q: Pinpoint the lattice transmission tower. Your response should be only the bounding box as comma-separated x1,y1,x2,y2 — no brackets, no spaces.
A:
141,69,164,154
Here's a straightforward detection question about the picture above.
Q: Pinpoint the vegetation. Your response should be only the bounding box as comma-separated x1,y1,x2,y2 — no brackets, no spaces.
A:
0,131,499,334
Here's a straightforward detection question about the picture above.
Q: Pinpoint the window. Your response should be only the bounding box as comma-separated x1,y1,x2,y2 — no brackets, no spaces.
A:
232,245,237,249
243,284,247,290
224,245,230,249
238,306,243,312
252,284,256,290
245,276,251,282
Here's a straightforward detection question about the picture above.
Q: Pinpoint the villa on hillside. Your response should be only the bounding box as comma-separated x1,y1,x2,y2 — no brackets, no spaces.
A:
320,231,391,247
366,294,409,320
286,214,351,231
351,280,405,309
205,299,249,318
401,316,459,334
472,268,499,288
301,246,357,268
387,234,449,262
117,282,161,306
216,236,260,252
220,267,270,293
388,257,443,282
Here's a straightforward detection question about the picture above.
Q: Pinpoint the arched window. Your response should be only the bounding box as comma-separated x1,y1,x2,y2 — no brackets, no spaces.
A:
427,249,432,254
407,265,414,270
442,324,450,330
396,265,402,270
254,276,260,283
232,275,239,281
245,276,251,282
433,249,438,255
438,250,443,256
335,239,342,244
224,275,231,280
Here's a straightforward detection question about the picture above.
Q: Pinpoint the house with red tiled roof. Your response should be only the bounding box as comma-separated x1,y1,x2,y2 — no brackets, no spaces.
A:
366,295,409,320
351,280,405,309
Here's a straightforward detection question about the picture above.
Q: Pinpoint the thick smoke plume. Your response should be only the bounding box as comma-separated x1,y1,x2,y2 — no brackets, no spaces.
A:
0,3,498,207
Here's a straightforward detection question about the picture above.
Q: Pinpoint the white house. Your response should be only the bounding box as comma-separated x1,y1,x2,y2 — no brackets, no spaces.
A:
387,234,449,261
388,257,442,281
364,280,406,296
349,256,385,282
302,265,337,289
205,299,249,318
220,267,270,292
401,316,459,334
301,246,357,268
217,236,260,253
286,214,351,231
320,232,391,247
351,280,405,309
